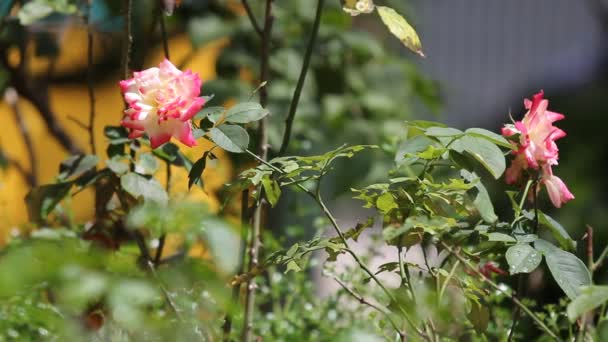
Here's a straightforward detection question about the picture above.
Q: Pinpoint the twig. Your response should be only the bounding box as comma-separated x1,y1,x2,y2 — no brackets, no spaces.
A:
278,0,324,156
242,2,273,342
4,87,37,186
241,0,263,36
441,241,560,340
86,1,96,155
331,274,405,342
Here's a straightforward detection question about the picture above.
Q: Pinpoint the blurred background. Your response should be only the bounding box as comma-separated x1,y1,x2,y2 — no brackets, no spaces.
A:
0,0,606,280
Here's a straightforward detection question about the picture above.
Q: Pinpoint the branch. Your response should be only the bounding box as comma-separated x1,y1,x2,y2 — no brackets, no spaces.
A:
86,1,96,155
241,0,263,36
278,0,324,156
242,1,273,342
440,241,560,340
0,55,83,155
122,0,134,81
4,87,37,186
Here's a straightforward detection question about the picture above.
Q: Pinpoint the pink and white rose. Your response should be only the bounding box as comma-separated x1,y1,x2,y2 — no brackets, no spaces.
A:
501,91,574,207
119,59,205,148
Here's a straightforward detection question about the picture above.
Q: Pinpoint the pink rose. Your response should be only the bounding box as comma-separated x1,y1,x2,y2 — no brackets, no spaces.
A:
502,91,574,207
119,59,205,148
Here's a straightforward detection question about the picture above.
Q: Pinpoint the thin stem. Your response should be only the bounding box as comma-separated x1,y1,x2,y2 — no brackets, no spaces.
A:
86,1,96,155
514,179,533,221
223,190,250,341
4,87,37,186
122,0,133,81
242,2,273,342
331,274,405,342
152,2,172,267
241,0,263,36
314,184,426,339
586,225,594,272
438,260,459,301
441,242,560,339
278,0,324,156
592,246,608,272
158,2,170,60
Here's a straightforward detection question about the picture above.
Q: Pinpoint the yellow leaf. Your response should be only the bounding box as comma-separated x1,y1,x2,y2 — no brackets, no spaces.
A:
376,6,424,57
341,0,375,16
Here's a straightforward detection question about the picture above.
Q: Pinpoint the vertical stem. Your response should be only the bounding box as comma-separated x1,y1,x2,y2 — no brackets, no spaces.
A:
242,2,273,342
223,190,250,341
154,3,172,266
278,0,324,156
158,2,170,60
122,0,133,82
86,0,96,155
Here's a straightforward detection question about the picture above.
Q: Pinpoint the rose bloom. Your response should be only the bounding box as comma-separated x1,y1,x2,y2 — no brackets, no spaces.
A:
501,91,574,208
120,59,205,148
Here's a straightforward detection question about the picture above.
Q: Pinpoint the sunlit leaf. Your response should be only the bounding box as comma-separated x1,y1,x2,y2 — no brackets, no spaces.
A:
376,6,424,57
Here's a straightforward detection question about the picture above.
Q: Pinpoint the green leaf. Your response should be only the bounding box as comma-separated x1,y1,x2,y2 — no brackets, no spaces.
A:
468,300,490,334
106,157,129,175
460,136,506,179
487,232,516,243
225,102,270,124
567,286,608,322
536,240,592,299
461,170,497,223
395,135,436,166
135,153,159,175
376,6,424,57
261,176,281,207
426,127,463,138
195,106,225,123
465,128,514,150
188,154,207,190
376,192,398,213
209,125,249,153
18,0,77,25
120,173,168,205
58,154,99,180
506,244,542,274
538,211,576,251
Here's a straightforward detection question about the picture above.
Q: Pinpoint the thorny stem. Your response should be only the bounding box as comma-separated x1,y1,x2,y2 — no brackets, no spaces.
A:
4,88,37,186
331,274,405,342
278,0,324,156
242,2,273,342
441,242,560,340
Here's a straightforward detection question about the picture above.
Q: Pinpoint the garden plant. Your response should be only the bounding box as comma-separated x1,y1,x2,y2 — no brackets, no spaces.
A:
0,0,606,341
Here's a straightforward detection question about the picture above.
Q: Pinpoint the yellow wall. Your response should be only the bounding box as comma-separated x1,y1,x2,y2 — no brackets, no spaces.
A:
0,28,231,242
